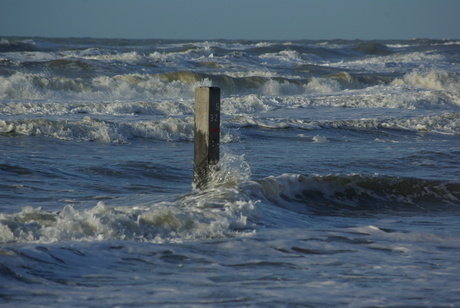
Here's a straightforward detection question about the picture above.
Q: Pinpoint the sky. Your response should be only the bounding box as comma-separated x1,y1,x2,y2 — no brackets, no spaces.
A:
1,0,459,40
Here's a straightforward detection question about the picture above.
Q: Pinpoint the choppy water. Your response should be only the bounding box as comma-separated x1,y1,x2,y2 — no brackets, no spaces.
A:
1,37,460,307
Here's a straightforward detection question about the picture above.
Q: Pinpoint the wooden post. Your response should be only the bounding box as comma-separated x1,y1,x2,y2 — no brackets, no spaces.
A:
194,87,220,188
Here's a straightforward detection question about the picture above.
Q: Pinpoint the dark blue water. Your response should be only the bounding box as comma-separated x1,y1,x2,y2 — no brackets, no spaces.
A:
1,37,459,306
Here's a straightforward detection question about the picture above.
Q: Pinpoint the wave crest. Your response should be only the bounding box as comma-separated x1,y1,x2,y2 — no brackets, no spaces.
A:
392,69,460,92
244,173,460,216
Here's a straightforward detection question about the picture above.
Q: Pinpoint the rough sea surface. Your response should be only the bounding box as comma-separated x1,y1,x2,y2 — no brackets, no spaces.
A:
1,37,460,307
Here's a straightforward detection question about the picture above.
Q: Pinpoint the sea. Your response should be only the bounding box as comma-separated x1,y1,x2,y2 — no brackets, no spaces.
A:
0,37,459,307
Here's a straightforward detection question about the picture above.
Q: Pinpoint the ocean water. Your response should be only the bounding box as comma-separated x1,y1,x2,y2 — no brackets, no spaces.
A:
0,37,459,307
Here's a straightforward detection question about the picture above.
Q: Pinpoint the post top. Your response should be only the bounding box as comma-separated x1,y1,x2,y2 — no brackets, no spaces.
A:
196,86,220,89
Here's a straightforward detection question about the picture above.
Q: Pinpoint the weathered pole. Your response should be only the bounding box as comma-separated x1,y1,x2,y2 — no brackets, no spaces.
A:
193,87,220,188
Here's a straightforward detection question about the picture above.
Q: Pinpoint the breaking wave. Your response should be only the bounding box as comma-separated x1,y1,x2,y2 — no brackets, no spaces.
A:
228,112,460,135
0,153,255,244
243,173,460,217
3,169,459,244
0,72,207,100
392,69,460,92
0,116,192,143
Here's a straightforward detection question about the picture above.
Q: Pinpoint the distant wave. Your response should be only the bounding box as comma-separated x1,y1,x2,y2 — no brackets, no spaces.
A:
229,112,460,135
0,116,196,143
1,68,458,103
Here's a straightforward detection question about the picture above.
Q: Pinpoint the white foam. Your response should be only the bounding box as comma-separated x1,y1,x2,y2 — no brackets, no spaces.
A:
83,50,142,62
0,116,195,143
306,77,342,93
259,49,303,66
227,110,459,135
392,69,460,92
331,52,446,73
0,72,209,101
0,150,258,244
312,135,329,143
0,197,250,243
